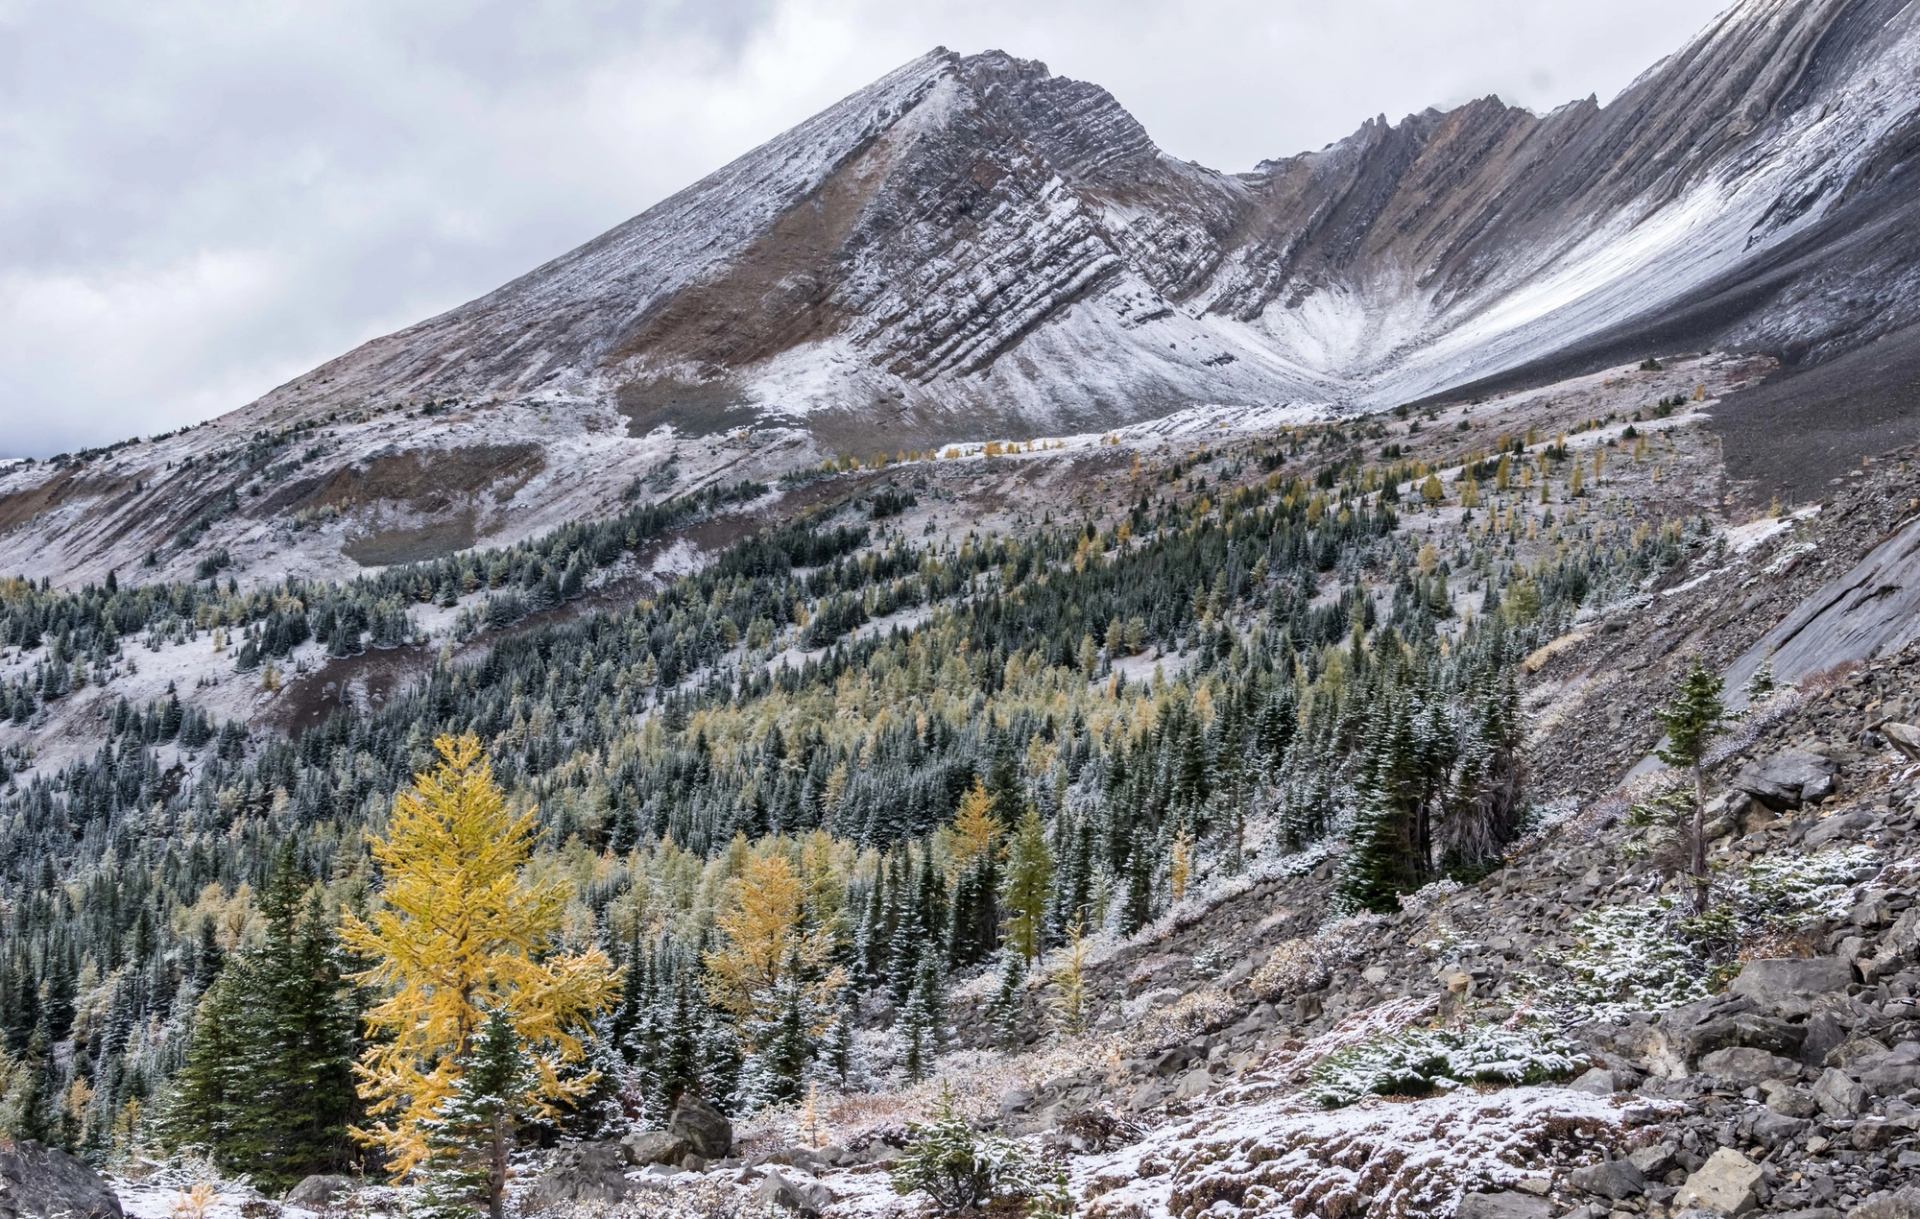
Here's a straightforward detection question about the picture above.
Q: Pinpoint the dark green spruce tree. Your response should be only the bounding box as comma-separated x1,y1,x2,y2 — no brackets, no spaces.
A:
414,1007,535,1219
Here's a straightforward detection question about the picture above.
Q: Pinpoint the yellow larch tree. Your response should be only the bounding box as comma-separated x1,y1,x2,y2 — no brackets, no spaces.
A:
1169,829,1193,904
341,734,616,1178
702,851,844,1045
947,778,1001,877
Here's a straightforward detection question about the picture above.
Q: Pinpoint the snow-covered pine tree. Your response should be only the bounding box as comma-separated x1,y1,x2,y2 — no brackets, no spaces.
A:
412,1008,535,1219
898,956,945,1081
986,950,1026,1047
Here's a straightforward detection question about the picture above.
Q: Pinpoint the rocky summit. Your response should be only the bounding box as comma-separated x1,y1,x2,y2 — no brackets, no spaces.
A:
3,2,1920,1219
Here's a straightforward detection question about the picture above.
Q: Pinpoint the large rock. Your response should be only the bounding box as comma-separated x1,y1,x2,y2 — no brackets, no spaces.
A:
1732,749,1838,811
1674,1147,1764,1215
1568,1158,1646,1200
622,1129,692,1166
1880,722,1920,762
1686,1012,1806,1059
1849,1188,1920,1219
526,1141,633,1210
753,1168,837,1216
1812,1067,1868,1117
1804,809,1875,848
1853,1042,1920,1093
1699,1046,1801,1087
669,1094,733,1160
1731,958,1853,1014
284,1174,356,1209
0,1140,122,1219
1455,1191,1554,1219
1862,909,1920,983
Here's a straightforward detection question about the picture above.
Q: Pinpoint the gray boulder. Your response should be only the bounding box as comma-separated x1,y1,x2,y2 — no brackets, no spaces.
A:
1813,1066,1869,1117
1862,909,1920,983
0,1141,122,1219
284,1173,356,1209
1751,1110,1808,1147
1730,958,1852,1014
526,1141,633,1210
754,1168,837,1215
1849,1187,1920,1219
1628,1143,1677,1177
1880,722,1920,762
669,1094,734,1159
1695,1012,1806,1055
1733,749,1838,811
1673,1147,1764,1215
1568,1158,1646,1199
1698,1045,1802,1087
1804,809,1875,848
1455,1191,1554,1219
1853,1042,1920,1093
1762,1080,1818,1117
622,1129,692,1166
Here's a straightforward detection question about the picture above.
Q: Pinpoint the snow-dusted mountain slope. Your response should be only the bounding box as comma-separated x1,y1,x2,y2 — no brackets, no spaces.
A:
4,0,1917,587
237,0,1919,427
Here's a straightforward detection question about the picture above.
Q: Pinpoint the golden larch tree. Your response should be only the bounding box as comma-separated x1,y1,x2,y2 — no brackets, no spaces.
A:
947,779,1001,876
703,851,844,1043
342,734,616,1178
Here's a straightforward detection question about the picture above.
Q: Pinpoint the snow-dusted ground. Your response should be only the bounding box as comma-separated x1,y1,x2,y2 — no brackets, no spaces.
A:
1074,1085,1666,1219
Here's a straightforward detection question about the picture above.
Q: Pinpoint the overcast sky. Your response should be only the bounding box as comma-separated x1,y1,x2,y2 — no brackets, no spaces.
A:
0,0,1733,457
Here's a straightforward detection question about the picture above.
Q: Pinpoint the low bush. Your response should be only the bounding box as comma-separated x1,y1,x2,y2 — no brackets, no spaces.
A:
891,1084,1059,1214
1307,1023,1581,1108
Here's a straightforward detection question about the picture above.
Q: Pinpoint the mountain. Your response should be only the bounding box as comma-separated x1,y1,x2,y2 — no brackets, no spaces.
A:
247,0,1920,426
11,4,1920,1210
3,0,1918,588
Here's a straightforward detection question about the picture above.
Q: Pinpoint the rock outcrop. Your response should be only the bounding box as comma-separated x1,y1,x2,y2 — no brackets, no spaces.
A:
0,1140,122,1219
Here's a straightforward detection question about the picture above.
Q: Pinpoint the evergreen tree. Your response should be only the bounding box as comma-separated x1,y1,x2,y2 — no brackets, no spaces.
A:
821,1000,854,1089
1050,921,1089,1038
898,957,944,1082
413,1008,535,1219
740,950,817,1111
1001,807,1052,965
946,853,1000,971
160,975,243,1158
1121,842,1154,935
1656,658,1727,914
986,950,1026,1048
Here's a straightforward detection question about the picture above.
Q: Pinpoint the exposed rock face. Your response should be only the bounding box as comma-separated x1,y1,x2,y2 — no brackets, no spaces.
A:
620,1129,690,1167
0,1140,123,1219
1733,748,1840,810
1456,1192,1554,1219
526,1141,634,1210
1731,956,1855,1009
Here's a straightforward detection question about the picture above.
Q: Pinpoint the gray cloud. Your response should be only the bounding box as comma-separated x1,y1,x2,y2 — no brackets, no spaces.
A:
0,0,1731,456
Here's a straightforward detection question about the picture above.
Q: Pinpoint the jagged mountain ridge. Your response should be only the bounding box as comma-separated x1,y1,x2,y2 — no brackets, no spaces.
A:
246,0,1920,434
3,0,1917,590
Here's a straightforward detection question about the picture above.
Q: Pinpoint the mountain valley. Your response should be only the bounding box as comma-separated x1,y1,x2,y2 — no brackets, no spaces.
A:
3,2,1920,1218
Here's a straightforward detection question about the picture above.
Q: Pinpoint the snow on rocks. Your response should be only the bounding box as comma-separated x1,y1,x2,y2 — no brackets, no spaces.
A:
1074,1086,1665,1219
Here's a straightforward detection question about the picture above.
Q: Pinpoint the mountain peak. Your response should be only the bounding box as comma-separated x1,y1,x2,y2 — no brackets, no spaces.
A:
233,0,1918,442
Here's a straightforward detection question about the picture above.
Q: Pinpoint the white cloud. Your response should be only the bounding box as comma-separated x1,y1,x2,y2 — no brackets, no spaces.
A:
0,0,1733,455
